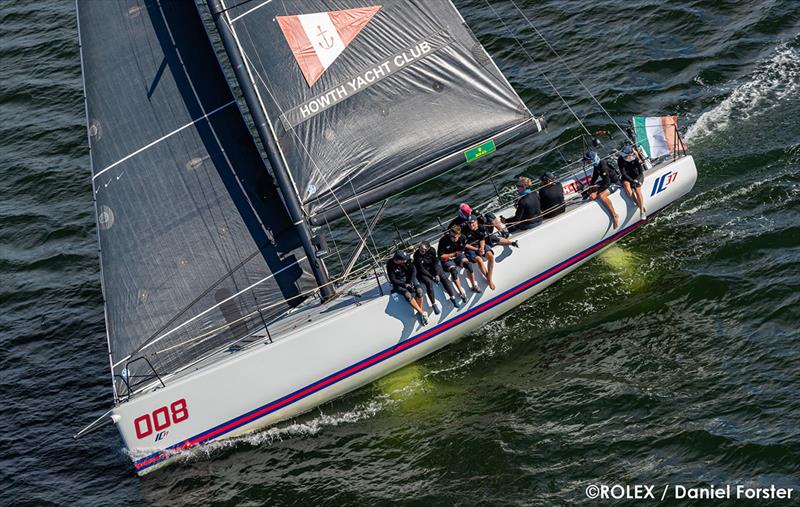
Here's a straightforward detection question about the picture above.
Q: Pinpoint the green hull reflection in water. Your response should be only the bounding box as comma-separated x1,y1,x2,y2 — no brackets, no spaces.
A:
599,244,647,291
374,364,431,408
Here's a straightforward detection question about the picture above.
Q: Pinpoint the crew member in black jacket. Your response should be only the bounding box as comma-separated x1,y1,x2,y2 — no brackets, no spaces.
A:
539,171,565,219
503,177,541,232
464,217,497,290
414,240,464,311
437,224,478,296
386,250,428,325
618,146,647,219
585,150,621,229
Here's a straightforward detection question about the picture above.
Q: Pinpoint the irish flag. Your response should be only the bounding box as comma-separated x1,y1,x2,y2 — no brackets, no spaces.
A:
277,6,381,87
633,116,687,159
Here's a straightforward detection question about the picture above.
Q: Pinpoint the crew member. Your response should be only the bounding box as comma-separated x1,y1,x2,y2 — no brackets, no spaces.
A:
386,250,428,325
539,171,565,219
585,150,621,228
450,203,510,239
414,240,464,311
618,146,646,219
464,216,497,290
437,224,479,296
503,177,541,232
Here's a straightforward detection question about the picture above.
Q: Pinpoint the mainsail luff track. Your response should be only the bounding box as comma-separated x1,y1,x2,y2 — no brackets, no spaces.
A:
208,0,335,301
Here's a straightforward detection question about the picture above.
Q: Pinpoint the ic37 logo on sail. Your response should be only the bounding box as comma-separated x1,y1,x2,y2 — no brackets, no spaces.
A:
651,171,678,196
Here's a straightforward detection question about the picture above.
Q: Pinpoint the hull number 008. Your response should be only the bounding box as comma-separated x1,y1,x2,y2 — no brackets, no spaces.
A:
134,399,188,439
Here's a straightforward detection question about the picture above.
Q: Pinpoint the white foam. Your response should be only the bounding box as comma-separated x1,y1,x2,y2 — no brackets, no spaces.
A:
126,397,391,465
664,168,791,222
427,320,512,376
686,44,800,141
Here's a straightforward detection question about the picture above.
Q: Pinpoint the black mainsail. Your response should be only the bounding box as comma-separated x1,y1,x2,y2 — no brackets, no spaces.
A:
77,0,315,396
208,0,544,224
79,0,545,398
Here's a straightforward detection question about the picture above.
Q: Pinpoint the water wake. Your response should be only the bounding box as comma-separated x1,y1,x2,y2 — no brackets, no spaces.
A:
664,161,798,224
125,397,391,466
686,43,800,141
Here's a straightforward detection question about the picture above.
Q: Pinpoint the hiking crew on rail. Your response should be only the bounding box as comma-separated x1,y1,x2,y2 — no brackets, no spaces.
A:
387,144,649,320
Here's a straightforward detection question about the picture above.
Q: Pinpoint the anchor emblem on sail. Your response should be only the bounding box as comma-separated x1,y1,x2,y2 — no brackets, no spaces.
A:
316,25,335,50
276,5,382,87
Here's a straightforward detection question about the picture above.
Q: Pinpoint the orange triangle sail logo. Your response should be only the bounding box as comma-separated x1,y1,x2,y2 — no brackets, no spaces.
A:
277,6,381,87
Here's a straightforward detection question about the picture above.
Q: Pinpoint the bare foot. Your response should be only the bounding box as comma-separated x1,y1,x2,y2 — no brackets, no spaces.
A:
613,214,620,229
489,282,496,290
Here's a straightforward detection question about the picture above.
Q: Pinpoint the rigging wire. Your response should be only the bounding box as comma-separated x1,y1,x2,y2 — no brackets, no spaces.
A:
505,0,636,145
348,175,384,269
253,2,385,268
481,0,592,138
130,1,631,375
145,142,618,367
456,134,582,196
119,0,295,368
323,212,346,272
238,36,385,271
152,260,385,357
148,139,607,360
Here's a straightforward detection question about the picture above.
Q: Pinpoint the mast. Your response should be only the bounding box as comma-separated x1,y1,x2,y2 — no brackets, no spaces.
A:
207,0,335,301
212,0,545,225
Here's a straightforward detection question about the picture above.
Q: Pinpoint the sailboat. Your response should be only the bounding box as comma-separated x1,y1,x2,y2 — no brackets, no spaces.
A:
74,0,696,475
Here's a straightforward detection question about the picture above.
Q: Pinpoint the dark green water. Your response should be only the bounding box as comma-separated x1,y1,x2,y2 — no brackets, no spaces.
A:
1,1,799,505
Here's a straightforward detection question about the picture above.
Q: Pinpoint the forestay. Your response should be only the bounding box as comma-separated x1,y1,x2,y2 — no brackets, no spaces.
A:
77,0,315,395
218,0,544,221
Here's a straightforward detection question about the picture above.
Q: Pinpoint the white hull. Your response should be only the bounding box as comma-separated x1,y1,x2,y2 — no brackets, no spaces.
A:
114,156,697,475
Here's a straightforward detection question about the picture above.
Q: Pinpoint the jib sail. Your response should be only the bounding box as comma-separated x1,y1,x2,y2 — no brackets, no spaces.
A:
77,0,315,396
209,0,544,223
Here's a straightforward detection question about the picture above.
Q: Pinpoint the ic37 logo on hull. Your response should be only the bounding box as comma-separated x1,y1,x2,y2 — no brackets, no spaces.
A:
651,171,678,196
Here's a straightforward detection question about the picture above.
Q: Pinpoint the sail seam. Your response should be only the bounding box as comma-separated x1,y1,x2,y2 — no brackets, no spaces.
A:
92,99,236,181
228,0,274,24
112,255,308,368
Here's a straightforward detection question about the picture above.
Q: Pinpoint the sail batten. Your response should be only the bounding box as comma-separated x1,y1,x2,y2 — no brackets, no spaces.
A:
78,0,315,393
219,0,543,219
92,100,237,181
122,251,310,365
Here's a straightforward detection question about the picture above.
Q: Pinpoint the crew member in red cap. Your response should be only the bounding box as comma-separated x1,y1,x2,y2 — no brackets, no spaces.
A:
449,203,515,246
